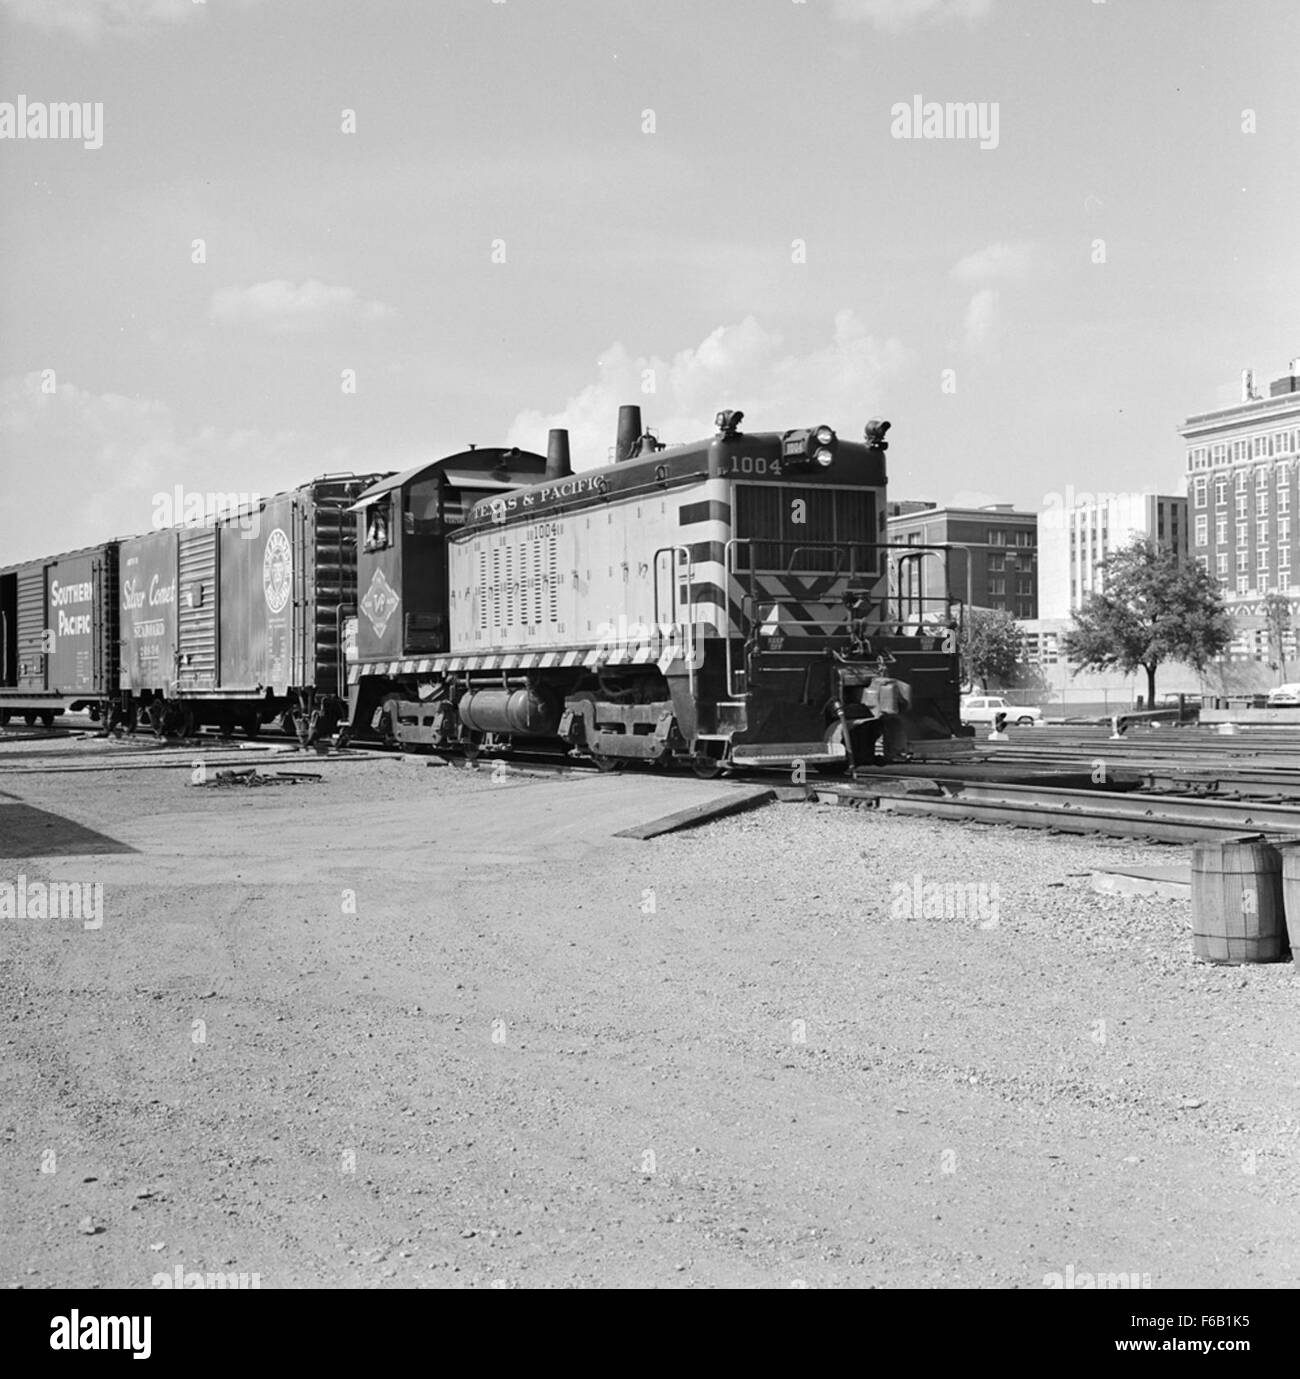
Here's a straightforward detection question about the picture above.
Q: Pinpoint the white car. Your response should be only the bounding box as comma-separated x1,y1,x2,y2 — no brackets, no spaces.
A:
1267,683,1300,707
961,695,1043,727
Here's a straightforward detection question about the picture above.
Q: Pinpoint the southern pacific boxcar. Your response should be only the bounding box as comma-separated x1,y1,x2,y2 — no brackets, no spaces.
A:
118,474,386,740
343,408,964,771
0,543,119,726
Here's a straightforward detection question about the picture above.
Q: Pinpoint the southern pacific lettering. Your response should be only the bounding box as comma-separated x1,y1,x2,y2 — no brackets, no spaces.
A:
50,579,94,636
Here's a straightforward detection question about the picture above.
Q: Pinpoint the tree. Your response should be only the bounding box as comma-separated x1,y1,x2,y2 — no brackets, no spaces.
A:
1263,591,1292,683
1063,537,1232,705
959,607,1023,691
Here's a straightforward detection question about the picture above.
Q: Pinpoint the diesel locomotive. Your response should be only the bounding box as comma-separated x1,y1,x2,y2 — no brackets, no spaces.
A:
343,405,966,772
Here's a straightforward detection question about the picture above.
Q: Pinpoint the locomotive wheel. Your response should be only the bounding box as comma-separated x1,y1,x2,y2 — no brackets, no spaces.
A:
377,695,401,748
690,755,723,780
590,752,624,773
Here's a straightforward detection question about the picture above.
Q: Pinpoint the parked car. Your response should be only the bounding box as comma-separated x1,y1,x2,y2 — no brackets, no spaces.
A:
1266,683,1300,707
960,695,1042,727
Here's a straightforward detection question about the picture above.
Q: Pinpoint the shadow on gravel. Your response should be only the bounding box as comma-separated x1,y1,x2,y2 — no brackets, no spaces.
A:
0,801,136,857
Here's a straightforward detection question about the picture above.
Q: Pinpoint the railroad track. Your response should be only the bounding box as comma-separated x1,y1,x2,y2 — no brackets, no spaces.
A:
822,774,1300,843
7,720,1300,840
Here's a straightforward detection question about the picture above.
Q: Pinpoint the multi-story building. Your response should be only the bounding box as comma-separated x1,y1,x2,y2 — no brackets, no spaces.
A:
1037,493,1187,621
1181,360,1300,661
886,502,1037,618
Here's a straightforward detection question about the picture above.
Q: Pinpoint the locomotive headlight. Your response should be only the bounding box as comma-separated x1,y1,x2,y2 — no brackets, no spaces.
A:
814,447,834,467
814,425,835,446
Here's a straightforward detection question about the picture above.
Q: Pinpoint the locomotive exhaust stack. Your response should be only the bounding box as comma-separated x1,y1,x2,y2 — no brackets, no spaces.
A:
545,428,572,479
614,405,642,463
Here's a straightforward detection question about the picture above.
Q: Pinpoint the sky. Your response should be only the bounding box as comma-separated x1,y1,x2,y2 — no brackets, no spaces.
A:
1,0,1297,562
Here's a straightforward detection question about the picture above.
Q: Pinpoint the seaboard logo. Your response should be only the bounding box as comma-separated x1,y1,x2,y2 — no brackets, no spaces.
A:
263,528,291,614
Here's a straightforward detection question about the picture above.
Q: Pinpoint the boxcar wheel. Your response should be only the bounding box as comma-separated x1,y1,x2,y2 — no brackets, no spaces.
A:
242,717,261,739
40,711,55,729
0,710,10,725
23,712,37,726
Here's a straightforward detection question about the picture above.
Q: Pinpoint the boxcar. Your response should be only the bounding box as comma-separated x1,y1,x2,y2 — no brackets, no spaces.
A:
0,543,119,725
119,474,386,739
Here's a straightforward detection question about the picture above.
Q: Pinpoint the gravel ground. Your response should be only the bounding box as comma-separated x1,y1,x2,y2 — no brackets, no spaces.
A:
2,741,1298,1289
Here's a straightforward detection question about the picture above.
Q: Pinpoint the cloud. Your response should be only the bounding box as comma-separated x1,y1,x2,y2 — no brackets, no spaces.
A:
209,279,393,334
832,0,993,32
950,241,1039,284
0,371,397,562
505,312,912,467
0,0,216,40
961,288,999,352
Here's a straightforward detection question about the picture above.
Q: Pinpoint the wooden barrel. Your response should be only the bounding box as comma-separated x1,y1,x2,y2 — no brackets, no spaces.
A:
1190,835,1288,964
1273,841,1300,972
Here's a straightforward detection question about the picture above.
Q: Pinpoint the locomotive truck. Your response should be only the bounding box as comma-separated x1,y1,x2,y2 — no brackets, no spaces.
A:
342,405,966,773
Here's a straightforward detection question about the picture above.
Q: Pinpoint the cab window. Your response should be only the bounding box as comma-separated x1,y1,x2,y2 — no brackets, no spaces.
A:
364,498,392,551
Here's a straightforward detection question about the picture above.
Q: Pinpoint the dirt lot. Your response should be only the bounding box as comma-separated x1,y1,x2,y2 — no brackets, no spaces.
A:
2,729,1298,1289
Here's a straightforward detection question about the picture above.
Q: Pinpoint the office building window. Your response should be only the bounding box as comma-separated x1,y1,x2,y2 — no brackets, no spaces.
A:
1215,478,1227,506
1280,517,1291,546
1237,470,1249,491
1236,494,1248,518
1237,550,1249,572
1215,516,1227,544
1216,552,1228,576
1257,521,1268,546
1257,490,1269,516
988,529,1006,546
1194,514,1208,545
1236,521,1247,545
1258,548,1270,571
1194,479,1207,508
1280,488,1291,514
1282,547,1292,570
1237,575,1250,595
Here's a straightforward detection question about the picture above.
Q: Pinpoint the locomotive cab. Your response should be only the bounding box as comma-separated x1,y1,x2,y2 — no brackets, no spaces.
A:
346,446,547,741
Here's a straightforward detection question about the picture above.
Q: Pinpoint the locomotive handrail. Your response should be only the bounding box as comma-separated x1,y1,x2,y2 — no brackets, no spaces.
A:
783,544,846,577
723,539,752,696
